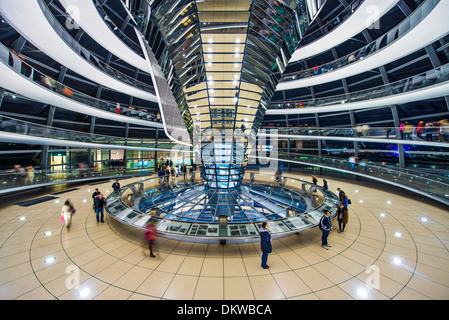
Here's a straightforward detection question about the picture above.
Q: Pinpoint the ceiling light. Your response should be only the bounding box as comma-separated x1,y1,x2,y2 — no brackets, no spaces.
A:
236,38,241,43
234,63,239,68
207,62,212,67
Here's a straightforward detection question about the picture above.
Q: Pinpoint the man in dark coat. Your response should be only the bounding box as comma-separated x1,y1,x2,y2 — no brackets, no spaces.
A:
320,210,333,249
260,221,272,269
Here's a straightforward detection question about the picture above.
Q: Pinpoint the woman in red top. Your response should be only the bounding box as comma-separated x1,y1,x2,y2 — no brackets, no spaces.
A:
416,121,425,139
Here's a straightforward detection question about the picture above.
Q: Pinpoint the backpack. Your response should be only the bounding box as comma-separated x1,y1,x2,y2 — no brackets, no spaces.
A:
318,216,323,230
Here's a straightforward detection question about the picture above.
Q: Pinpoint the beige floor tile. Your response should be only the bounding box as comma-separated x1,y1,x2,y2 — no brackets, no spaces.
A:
163,274,197,299
194,277,223,300
249,274,285,300
224,277,254,300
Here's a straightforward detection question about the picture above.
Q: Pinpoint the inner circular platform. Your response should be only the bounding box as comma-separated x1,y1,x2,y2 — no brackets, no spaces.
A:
106,175,339,243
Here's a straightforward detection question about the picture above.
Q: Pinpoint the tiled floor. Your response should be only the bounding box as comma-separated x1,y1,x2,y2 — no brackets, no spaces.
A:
0,173,448,300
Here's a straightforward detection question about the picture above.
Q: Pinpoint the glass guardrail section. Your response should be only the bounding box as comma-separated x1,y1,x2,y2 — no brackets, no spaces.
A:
92,0,145,57
39,0,155,93
264,123,449,143
0,115,179,150
253,152,449,203
297,0,365,48
281,0,439,82
270,63,449,109
0,42,160,123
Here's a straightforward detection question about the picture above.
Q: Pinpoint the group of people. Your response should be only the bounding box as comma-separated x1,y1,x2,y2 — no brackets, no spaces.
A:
260,176,350,268
399,119,449,141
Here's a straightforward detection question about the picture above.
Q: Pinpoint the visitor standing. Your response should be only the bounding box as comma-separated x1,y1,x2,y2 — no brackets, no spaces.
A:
319,210,332,249
260,221,272,269
336,203,348,232
94,193,105,223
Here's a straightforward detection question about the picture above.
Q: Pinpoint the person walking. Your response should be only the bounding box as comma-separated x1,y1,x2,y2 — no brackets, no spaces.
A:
94,193,105,223
61,199,75,229
319,210,332,249
336,203,348,232
322,179,328,190
260,221,272,269
144,220,158,258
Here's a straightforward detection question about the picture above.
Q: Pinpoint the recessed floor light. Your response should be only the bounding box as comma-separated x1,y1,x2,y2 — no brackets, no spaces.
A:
357,288,368,298
420,217,428,222
392,257,402,265
393,232,402,238
79,288,91,298
19,216,26,221
379,213,386,217
44,231,53,236
44,257,56,264
386,201,392,204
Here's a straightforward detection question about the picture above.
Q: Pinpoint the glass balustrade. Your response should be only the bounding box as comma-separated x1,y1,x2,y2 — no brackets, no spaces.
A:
281,0,439,82
0,42,160,123
0,115,176,150
252,152,449,204
262,123,449,143
296,0,365,48
39,0,155,93
270,63,449,109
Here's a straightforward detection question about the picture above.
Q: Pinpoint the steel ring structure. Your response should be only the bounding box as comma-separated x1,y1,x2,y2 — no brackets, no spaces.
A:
106,174,339,243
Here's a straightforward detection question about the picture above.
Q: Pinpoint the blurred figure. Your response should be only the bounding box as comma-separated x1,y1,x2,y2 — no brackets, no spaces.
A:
440,119,449,142
275,168,282,183
322,179,328,190
416,121,425,139
361,124,370,137
403,122,413,140
425,121,434,141
144,220,158,258
61,199,75,229
311,175,318,185
384,123,391,139
25,166,34,185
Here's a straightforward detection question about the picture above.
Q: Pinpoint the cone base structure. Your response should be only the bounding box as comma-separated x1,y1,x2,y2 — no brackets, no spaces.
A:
148,0,310,189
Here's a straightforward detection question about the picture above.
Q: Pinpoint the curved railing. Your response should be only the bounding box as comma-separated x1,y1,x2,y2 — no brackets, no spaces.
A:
40,0,154,93
252,153,449,206
0,42,160,123
297,0,365,48
270,63,449,109
105,173,340,242
92,0,145,57
0,166,156,194
0,115,176,150
281,0,438,82
263,124,449,144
